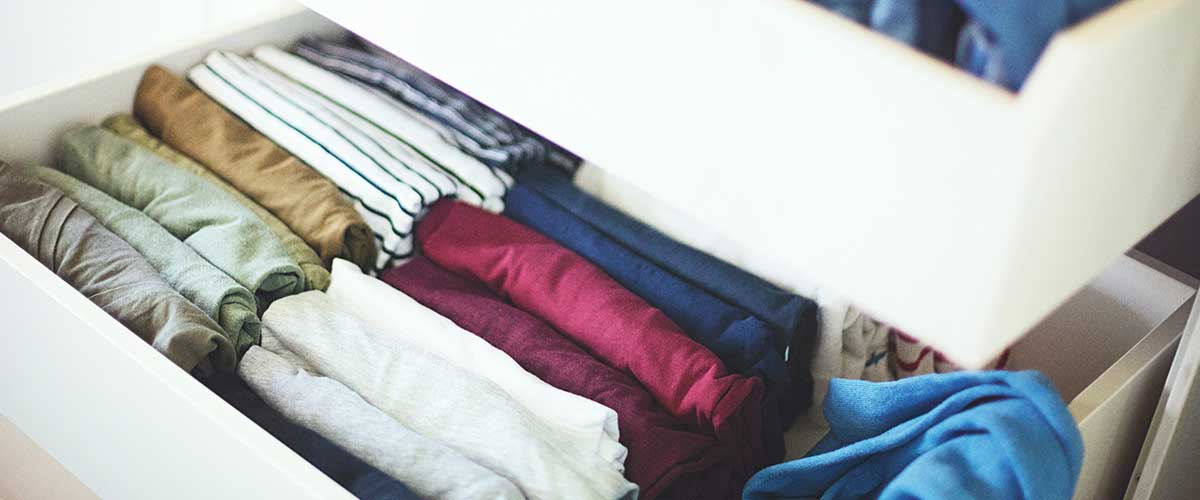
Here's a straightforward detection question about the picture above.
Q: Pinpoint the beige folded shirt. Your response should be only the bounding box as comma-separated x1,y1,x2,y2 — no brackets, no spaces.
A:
133,64,377,271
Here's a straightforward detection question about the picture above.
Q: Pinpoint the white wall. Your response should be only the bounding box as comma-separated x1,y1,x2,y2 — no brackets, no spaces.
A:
0,0,297,107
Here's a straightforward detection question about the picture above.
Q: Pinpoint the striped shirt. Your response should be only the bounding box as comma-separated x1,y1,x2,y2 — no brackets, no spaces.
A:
252,46,511,207
190,52,421,270
293,36,582,175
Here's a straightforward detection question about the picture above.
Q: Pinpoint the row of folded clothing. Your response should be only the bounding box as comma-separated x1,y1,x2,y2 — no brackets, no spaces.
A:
0,32,1072,499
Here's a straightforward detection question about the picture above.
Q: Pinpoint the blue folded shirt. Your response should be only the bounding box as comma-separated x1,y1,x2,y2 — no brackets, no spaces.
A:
504,179,794,460
744,370,1083,500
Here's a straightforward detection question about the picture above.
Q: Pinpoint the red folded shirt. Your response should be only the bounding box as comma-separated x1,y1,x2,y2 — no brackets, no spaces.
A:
417,200,766,476
382,257,739,499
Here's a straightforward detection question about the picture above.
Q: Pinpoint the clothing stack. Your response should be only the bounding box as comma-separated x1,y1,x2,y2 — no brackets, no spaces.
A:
0,31,1085,500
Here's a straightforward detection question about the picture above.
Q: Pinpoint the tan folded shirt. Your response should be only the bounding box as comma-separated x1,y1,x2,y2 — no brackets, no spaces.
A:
103,113,331,291
0,162,235,375
132,65,376,271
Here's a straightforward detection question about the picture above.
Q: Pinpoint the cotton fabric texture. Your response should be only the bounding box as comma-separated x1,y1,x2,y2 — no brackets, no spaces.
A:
132,65,377,270
261,291,638,500
239,346,524,500
293,35,581,175
250,45,511,210
743,371,1084,500
505,181,790,460
326,259,626,470
0,164,234,374
19,165,260,354
384,257,740,500
102,113,331,291
890,329,1010,379
189,50,430,269
58,126,305,306
416,199,767,478
203,374,419,500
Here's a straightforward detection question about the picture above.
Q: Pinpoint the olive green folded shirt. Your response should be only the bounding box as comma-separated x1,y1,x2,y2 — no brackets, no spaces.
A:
19,165,261,354
133,65,377,271
102,113,331,291
0,163,235,374
57,125,305,307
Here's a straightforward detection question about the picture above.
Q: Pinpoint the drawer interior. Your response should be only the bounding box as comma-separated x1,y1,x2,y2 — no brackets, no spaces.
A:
0,5,1194,500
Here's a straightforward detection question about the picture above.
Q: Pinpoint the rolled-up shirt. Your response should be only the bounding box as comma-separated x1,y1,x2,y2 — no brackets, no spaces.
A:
416,199,767,478
292,35,581,175
505,180,791,460
251,46,510,208
262,291,637,500
203,373,420,500
19,165,260,354
132,65,378,271
326,259,625,471
102,113,331,292
240,346,525,500
58,126,305,307
383,257,740,500
0,163,235,374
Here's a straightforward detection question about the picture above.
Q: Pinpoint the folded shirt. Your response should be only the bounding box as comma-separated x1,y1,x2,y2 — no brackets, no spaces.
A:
416,199,767,478
505,182,789,460
251,45,511,209
102,113,331,292
261,291,638,500
890,328,1010,379
189,51,425,270
0,164,235,374
383,257,740,500
18,165,260,354
293,35,581,175
203,373,419,500
240,346,524,500
58,126,305,308
132,65,378,270
325,259,626,471
744,371,1083,500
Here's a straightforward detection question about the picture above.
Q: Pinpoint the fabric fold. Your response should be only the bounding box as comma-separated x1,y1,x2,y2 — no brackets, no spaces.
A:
326,258,626,470
203,374,419,500
416,199,767,479
18,165,260,353
0,164,234,374
292,35,581,175
261,291,638,500
505,179,792,459
240,346,525,500
188,50,421,269
744,371,1083,500
251,45,510,209
132,65,377,270
102,113,331,291
384,257,740,500
58,125,305,308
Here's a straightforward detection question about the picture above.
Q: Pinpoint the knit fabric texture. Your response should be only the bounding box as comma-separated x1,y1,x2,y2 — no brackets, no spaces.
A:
132,65,377,270
416,199,767,479
384,256,742,500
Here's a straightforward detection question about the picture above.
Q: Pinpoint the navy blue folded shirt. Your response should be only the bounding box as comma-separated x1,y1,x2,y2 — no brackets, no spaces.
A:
204,375,418,500
505,180,793,461
515,166,818,411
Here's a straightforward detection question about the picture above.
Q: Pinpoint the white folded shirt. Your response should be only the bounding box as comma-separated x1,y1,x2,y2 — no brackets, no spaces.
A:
326,258,627,471
261,291,637,500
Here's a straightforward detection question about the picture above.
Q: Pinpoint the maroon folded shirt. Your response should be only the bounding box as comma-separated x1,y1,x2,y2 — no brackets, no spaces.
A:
383,257,739,499
416,200,766,476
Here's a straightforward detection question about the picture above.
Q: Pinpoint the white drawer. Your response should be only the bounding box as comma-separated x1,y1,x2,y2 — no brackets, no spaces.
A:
0,5,1195,499
300,0,1200,368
